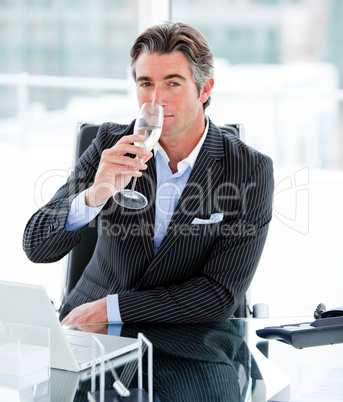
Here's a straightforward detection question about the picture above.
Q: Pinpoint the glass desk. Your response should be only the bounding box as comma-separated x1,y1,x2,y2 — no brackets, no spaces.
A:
248,317,343,401
3,318,342,401
55,320,261,402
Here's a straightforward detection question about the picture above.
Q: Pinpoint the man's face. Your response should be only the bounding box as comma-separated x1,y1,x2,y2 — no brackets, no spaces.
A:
134,51,210,142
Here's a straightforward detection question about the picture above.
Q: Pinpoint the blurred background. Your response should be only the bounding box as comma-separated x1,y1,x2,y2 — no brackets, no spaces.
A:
1,0,342,317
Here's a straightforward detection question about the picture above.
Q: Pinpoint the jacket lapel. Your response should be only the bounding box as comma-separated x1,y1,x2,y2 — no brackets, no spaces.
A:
147,121,225,271
134,156,157,261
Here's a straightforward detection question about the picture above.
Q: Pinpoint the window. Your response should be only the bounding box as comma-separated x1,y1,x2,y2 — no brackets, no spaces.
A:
170,0,343,316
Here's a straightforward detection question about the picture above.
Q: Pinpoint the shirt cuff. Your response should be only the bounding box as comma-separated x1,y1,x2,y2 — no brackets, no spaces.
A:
107,324,123,337
66,189,105,231
107,294,123,324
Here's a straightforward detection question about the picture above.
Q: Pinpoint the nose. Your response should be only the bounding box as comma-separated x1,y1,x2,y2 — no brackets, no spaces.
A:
152,86,166,107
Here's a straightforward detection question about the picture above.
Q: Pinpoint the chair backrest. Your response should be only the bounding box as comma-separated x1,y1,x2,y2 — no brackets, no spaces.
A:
62,123,248,316
63,124,100,300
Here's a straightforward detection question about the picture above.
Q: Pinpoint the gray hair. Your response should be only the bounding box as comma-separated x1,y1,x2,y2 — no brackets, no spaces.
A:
130,22,214,110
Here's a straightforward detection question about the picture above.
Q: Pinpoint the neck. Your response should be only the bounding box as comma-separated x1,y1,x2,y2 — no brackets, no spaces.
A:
160,117,207,173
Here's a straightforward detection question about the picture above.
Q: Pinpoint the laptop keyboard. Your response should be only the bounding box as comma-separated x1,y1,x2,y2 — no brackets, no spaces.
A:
69,343,92,357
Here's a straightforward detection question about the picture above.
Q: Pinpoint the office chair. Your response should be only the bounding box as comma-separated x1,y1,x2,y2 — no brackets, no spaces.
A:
62,122,253,318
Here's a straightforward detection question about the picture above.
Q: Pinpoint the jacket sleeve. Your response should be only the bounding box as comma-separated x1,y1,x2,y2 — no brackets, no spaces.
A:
117,154,274,323
22,123,109,263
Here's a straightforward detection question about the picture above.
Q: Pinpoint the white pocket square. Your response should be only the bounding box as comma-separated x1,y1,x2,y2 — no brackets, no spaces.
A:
191,213,224,225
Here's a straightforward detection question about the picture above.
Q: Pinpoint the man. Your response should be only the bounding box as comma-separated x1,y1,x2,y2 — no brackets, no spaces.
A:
23,22,274,324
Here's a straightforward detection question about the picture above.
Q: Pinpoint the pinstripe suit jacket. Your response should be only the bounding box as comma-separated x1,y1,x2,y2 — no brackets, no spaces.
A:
23,119,274,323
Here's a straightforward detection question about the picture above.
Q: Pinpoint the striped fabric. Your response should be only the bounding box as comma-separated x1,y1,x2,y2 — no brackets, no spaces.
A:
74,321,254,401
23,119,274,323
121,321,252,401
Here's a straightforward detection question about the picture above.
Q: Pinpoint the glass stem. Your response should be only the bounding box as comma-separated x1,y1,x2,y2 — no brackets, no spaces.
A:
129,155,142,195
130,176,138,193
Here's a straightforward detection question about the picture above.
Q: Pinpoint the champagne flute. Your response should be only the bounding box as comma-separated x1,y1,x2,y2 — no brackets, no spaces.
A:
113,102,164,209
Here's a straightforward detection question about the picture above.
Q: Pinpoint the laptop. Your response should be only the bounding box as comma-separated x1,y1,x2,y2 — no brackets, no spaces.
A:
0,280,139,372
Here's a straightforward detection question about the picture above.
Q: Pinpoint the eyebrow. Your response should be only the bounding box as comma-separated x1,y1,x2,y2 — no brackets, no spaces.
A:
136,74,187,82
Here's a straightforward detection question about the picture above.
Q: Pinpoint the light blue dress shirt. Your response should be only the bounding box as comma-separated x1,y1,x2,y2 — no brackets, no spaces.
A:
66,118,209,323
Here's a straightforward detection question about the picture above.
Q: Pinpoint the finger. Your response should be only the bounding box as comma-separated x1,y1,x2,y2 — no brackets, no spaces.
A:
61,315,70,325
61,308,80,325
101,154,149,171
109,134,150,153
105,144,150,160
116,134,145,144
142,151,153,164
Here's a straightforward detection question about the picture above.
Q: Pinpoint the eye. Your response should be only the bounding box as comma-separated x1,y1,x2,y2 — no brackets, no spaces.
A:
140,82,152,88
169,82,180,87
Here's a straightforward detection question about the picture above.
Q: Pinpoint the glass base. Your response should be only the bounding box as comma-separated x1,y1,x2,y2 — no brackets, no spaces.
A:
113,189,148,210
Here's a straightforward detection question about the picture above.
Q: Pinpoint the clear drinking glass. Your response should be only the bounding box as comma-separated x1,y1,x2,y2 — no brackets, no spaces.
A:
113,102,164,209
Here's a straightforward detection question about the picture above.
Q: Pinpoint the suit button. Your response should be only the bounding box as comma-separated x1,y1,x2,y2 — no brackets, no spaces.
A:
48,219,60,233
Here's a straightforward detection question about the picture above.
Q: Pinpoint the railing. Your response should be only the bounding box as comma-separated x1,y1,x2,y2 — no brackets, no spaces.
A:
0,72,133,122
0,71,343,169
2,71,343,118
2,71,343,119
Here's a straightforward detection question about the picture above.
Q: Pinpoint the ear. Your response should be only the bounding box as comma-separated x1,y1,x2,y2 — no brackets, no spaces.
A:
199,77,214,104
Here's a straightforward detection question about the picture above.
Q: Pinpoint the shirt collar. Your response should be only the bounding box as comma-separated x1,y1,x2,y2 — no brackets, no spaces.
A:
154,116,209,174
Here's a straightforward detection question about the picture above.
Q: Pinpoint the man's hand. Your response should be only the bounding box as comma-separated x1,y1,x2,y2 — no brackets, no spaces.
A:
65,323,109,335
61,298,108,325
85,134,153,207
